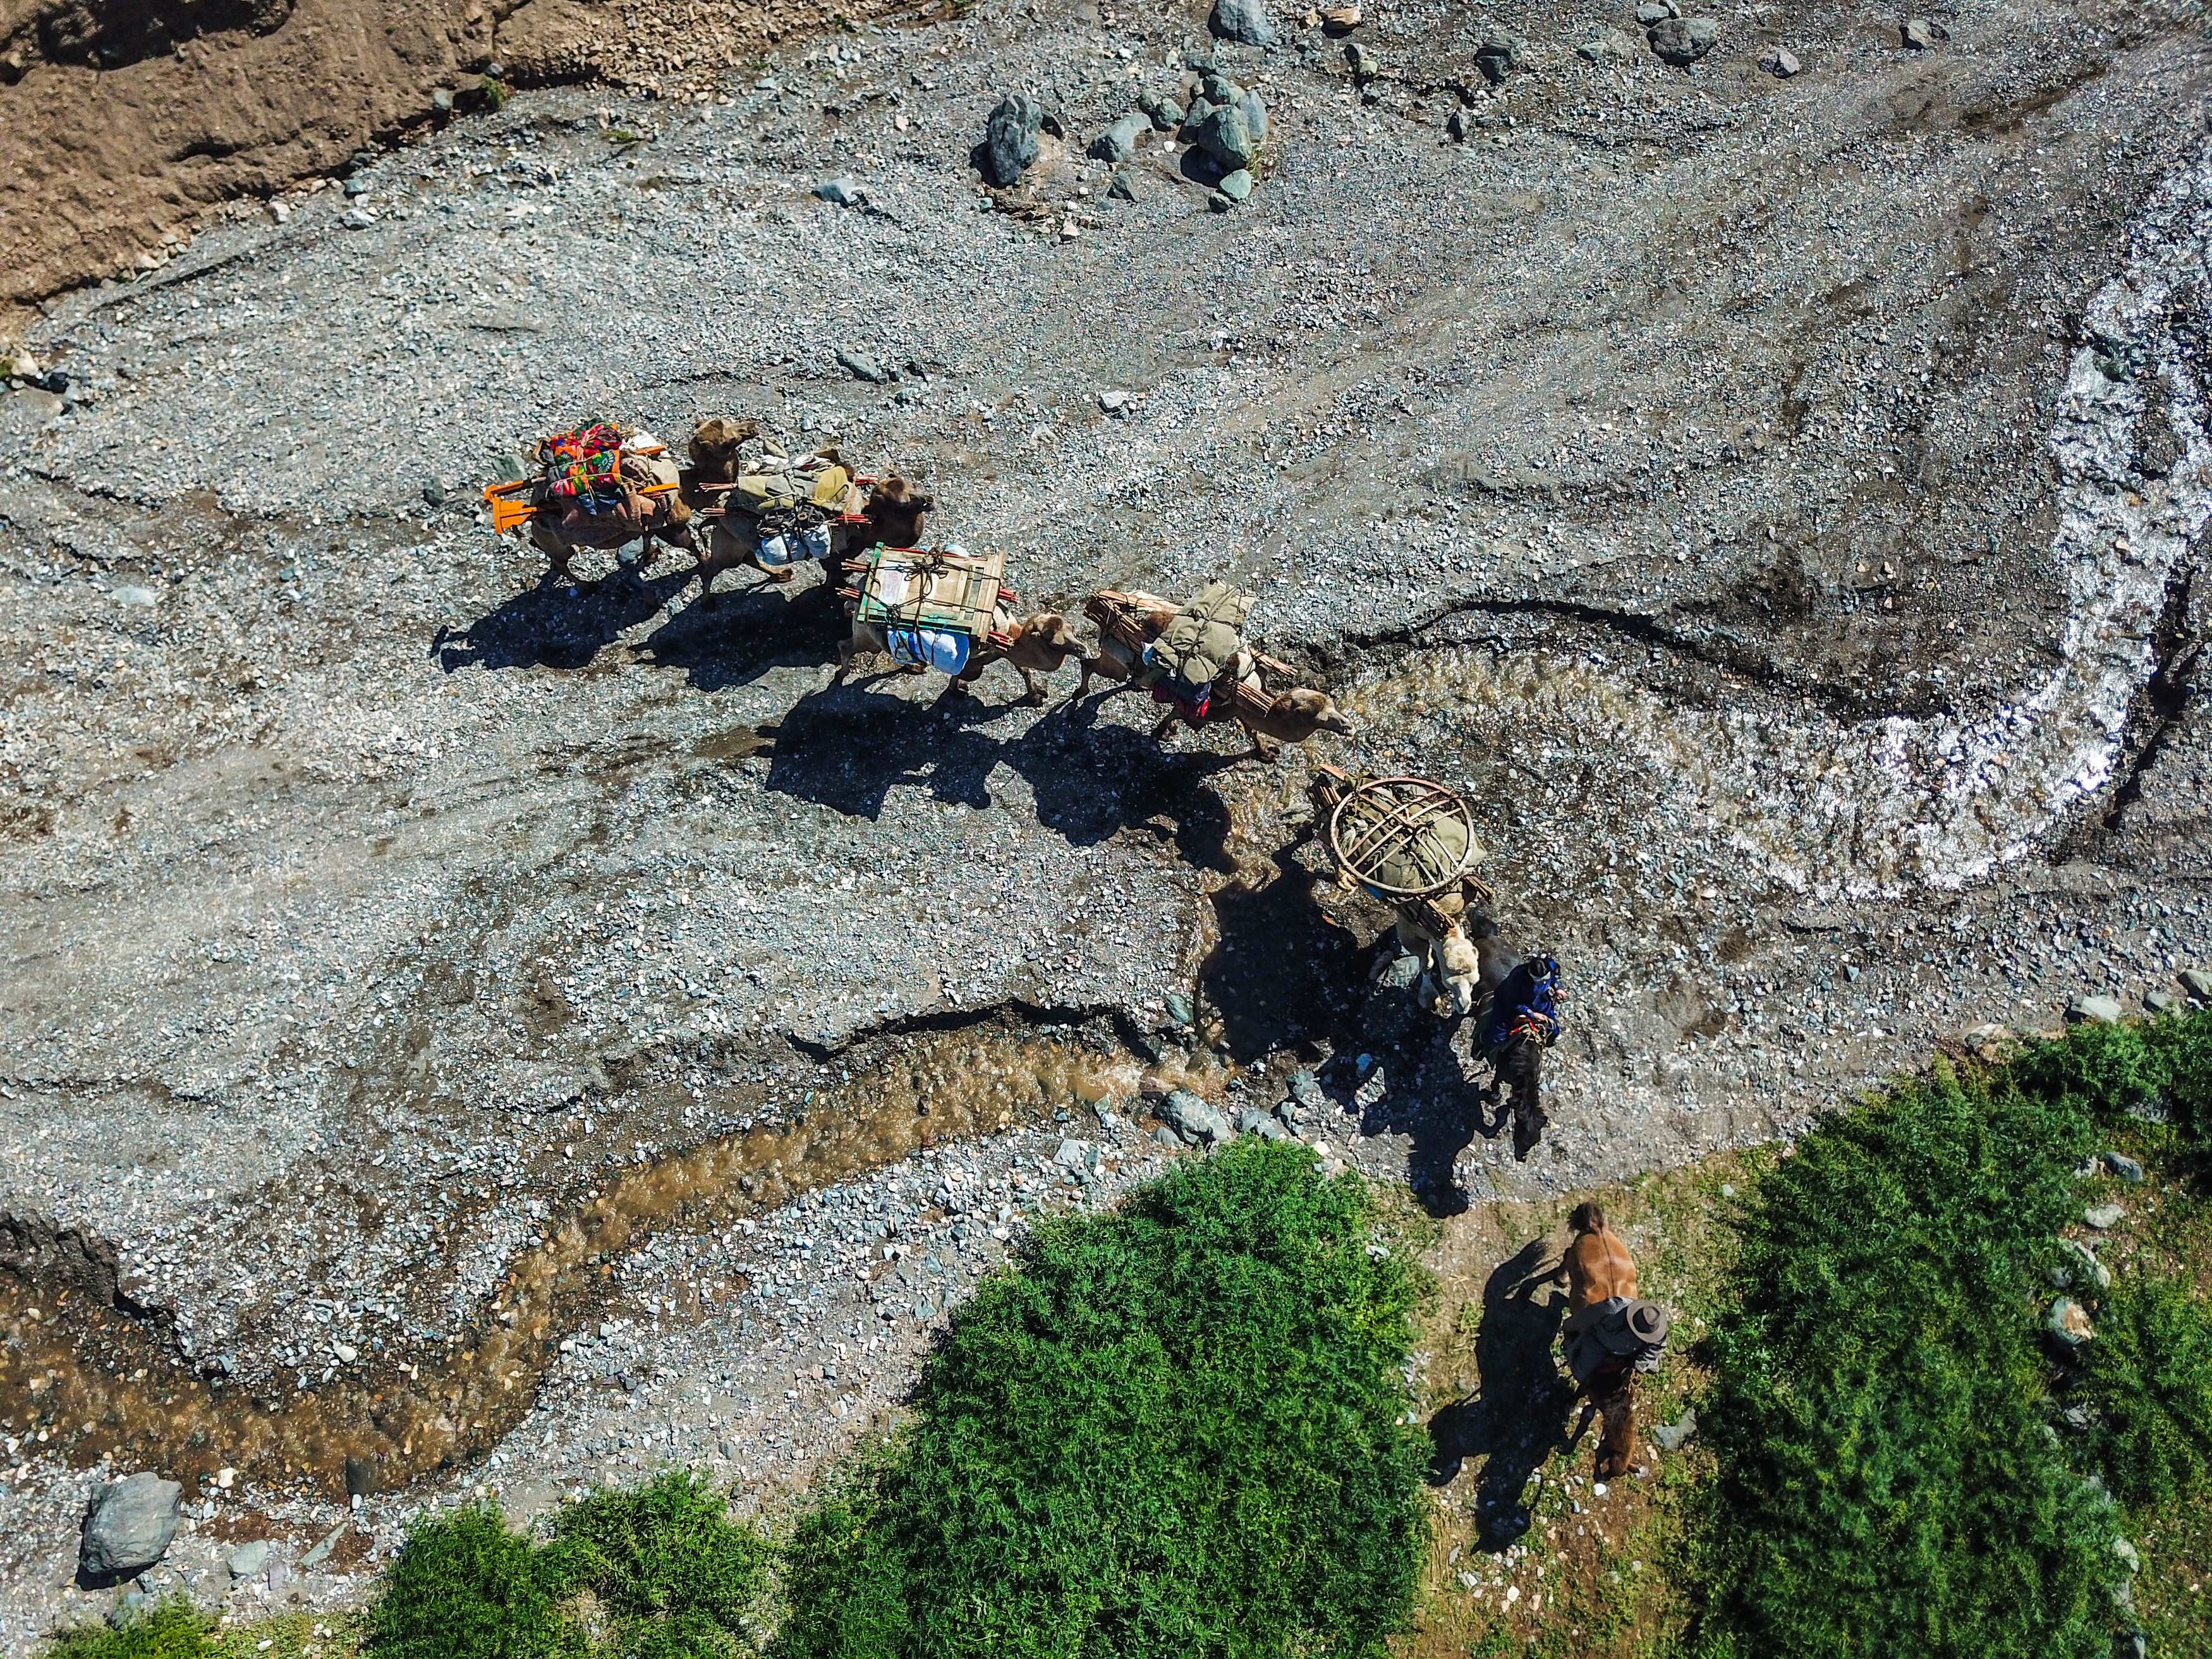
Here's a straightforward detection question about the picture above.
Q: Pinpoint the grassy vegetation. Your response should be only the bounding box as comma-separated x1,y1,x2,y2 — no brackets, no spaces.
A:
774,1138,1431,1659
44,1020,2212,1659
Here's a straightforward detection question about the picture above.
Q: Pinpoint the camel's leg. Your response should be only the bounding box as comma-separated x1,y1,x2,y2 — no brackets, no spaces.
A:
1016,665,1045,706
1150,710,1181,743
1246,728,1282,762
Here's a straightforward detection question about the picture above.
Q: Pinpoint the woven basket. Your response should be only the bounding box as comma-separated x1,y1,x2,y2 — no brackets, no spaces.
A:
1325,775,1485,900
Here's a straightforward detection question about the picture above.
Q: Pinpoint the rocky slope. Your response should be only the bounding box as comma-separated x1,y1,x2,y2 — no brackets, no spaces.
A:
1,0,2209,1646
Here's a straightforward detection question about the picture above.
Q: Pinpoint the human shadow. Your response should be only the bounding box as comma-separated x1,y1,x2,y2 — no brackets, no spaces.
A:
1426,1241,1572,1548
634,574,848,693
434,563,693,673
758,681,1239,869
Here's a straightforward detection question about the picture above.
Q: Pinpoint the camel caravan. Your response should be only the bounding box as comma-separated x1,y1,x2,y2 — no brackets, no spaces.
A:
482,419,1559,1153
482,417,1354,755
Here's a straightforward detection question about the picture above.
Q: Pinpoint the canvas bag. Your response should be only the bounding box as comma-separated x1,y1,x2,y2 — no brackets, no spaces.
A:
1148,579,1255,692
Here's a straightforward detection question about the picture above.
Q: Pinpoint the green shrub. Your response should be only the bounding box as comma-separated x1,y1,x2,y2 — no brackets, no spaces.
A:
365,1504,578,1659
772,1138,1430,1659
44,1600,218,1659
1691,1052,2124,1658
540,1470,772,1659
2079,1268,2212,1509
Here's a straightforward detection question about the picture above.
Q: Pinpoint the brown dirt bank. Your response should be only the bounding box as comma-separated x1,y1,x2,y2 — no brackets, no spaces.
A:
0,0,892,320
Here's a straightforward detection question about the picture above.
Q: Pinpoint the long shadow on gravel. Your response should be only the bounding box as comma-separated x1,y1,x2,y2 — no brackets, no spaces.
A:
1198,846,1364,1065
762,685,1237,869
1426,1240,1572,1548
635,576,848,691
435,566,693,672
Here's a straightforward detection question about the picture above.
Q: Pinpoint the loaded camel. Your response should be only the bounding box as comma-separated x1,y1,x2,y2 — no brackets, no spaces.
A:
1080,586,1355,760
834,606,1085,705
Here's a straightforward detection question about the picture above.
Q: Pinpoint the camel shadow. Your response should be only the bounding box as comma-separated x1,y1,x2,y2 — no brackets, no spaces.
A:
1198,844,1364,1066
758,683,1238,868
434,564,692,673
1426,1241,1572,1548
635,575,848,693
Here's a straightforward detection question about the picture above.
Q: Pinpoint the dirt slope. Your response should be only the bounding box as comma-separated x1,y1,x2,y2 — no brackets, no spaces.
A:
0,0,888,319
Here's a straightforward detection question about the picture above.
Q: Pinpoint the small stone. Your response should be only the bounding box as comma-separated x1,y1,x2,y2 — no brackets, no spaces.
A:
1633,0,1677,20
1164,991,1194,1027
2144,988,2177,1014
2068,994,2125,1025
2059,1238,2113,1291
80,1474,182,1586
2048,1297,2094,1347
1107,170,1137,201
982,92,1044,186
1098,389,1129,415
1210,0,1277,46
268,200,291,225
1354,1067,1387,1110
1577,27,1636,63
421,478,447,507
1901,16,1947,49
343,177,371,198
813,176,863,205
1647,16,1717,64
1289,1070,1327,1110
1236,1107,1291,1141
1160,1090,1232,1145
111,585,158,608
1652,1406,1697,1450
1137,90,1184,131
1153,1125,1181,1146
2179,968,2212,1004
227,1541,271,1581
1446,107,1470,142
1344,40,1376,76
2085,1202,2126,1230
2103,1152,2146,1184
432,87,456,113
1474,33,1526,83
1216,167,1254,202
836,346,890,384
1760,45,1801,76
1090,111,1151,164
340,207,376,230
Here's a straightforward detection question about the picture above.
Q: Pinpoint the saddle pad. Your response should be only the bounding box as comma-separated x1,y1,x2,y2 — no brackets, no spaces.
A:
887,626,972,676
856,545,1005,636
758,521,832,568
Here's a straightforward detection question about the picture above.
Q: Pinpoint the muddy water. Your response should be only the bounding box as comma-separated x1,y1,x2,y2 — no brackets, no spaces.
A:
0,1027,1222,1499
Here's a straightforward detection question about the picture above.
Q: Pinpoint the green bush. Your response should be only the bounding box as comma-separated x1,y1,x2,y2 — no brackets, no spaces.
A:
44,1600,217,1659
772,1138,1430,1659
1691,1051,2124,1658
540,1471,773,1659
365,1504,579,1659
2079,1268,2212,1509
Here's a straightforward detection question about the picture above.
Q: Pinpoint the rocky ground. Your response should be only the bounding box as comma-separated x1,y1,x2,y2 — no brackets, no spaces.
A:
3,0,2211,1646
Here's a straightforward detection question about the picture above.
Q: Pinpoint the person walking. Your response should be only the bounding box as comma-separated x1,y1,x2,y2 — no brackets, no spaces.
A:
1548,1203,1669,1480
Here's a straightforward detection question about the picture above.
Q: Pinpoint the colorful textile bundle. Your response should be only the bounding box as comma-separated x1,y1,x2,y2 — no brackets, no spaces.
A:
541,424,629,504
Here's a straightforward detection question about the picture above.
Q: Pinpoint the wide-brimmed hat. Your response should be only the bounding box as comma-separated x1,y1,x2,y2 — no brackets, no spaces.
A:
1597,1299,1669,1353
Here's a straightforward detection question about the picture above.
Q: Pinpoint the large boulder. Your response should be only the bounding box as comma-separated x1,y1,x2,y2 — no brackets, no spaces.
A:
1089,111,1151,164
982,93,1043,186
1647,17,1717,65
1209,0,1277,46
1474,33,1526,83
79,1473,181,1586
1160,1090,1232,1146
1193,101,1260,171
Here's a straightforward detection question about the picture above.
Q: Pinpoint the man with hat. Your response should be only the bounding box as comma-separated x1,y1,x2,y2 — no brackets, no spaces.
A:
1548,1203,1669,1480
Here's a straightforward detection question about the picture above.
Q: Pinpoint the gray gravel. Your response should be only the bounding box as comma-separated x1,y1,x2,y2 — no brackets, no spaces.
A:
2,0,2211,1646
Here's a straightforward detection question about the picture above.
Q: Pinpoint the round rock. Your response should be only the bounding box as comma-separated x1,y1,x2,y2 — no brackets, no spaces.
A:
1647,16,1718,64
1210,0,1278,46
79,1473,182,1586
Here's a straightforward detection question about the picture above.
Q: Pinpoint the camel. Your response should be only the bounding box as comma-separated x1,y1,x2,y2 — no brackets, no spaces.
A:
845,473,934,559
1076,588,1179,696
833,608,1083,704
1150,663,1356,760
528,446,696,592
683,421,927,605
1392,886,1488,1018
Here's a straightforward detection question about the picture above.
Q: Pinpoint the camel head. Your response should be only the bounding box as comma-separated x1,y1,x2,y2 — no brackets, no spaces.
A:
1272,687,1356,739
1015,611,1081,665
861,473,934,549
687,416,758,480
1436,930,1481,1016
